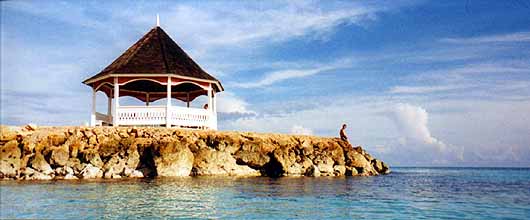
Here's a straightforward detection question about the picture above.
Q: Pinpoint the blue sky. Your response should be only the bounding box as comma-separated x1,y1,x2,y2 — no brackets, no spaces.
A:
2,0,530,167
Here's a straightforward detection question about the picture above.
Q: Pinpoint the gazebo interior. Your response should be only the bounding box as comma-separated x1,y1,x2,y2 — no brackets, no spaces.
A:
96,80,212,104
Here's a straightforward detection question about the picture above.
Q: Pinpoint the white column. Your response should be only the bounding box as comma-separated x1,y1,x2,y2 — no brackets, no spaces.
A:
213,92,217,113
166,77,172,128
90,88,96,127
212,91,217,130
107,91,112,116
207,84,213,112
207,84,213,130
113,77,119,127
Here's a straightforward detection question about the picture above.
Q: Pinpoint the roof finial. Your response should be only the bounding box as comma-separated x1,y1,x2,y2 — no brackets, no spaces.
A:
156,14,160,27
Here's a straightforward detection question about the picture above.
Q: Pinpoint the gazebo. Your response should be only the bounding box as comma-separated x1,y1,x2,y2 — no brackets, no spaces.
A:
82,21,223,130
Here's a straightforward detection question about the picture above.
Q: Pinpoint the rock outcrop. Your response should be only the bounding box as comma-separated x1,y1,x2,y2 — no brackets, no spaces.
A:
0,125,390,180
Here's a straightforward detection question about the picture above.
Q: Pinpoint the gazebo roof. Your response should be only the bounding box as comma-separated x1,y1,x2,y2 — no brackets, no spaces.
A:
83,26,222,91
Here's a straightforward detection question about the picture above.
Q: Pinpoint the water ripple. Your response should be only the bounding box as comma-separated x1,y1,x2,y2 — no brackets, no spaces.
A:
1,168,529,219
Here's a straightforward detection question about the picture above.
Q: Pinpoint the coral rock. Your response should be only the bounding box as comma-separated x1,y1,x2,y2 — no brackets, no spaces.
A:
153,141,194,177
0,140,21,178
80,164,103,179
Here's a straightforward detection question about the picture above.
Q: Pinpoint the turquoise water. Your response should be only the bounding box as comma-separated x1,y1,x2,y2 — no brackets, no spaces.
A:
1,167,529,219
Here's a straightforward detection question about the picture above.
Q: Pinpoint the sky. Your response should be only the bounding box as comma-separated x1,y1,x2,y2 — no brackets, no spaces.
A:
1,0,530,167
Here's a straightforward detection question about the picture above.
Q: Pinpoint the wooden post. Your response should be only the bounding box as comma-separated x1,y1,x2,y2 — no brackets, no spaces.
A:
166,77,172,128
90,88,96,127
146,93,150,106
113,77,119,127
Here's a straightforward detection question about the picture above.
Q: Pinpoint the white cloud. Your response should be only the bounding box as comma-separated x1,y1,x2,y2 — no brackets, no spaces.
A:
233,58,353,88
388,85,467,94
3,1,106,29
290,125,313,135
234,68,324,88
441,31,530,44
221,95,396,143
215,92,255,115
392,61,530,100
392,103,447,152
161,1,383,50
448,63,529,75
220,94,530,166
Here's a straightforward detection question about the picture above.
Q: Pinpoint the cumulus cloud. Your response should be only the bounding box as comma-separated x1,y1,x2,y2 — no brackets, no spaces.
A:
214,92,257,122
392,103,447,152
290,125,313,135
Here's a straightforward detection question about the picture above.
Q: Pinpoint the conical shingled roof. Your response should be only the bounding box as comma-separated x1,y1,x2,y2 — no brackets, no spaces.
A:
83,26,222,91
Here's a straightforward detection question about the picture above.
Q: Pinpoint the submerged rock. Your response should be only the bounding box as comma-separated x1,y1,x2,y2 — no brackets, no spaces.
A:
63,173,79,180
30,171,54,180
80,164,103,179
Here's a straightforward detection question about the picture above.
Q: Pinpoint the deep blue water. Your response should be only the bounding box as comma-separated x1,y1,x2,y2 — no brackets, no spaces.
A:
1,167,529,219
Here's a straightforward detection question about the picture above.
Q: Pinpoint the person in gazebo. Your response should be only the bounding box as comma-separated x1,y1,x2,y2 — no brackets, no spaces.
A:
339,124,349,142
203,104,208,110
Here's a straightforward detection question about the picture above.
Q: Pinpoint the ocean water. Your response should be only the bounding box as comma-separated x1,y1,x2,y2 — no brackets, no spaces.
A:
1,167,529,219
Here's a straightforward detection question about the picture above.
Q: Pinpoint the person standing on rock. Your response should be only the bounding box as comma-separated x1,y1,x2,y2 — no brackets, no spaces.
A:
340,124,348,142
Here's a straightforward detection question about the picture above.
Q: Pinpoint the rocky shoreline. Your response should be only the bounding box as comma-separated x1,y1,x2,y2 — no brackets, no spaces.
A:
0,125,390,180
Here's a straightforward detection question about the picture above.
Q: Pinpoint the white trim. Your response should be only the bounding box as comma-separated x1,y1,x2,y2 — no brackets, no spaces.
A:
119,80,208,91
95,82,113,92
172,80,209,90
119,88,203,96
119,77,167,86
84,73,224,91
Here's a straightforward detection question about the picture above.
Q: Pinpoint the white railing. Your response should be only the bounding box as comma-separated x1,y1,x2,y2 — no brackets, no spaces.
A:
116,106,215,129
95,112,111,126
170,106,210,128
117,106,166,126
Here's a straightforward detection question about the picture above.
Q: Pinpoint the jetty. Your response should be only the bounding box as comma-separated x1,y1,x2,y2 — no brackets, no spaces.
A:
0,126,389,180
